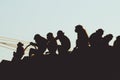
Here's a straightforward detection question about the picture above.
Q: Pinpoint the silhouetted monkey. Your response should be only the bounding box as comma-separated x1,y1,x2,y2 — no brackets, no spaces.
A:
74,25,89,49
102,34,113,47
29,34,47,57
113,36,120,48
12,42,24,62
89,29,104,47
56,30,71,55
46,32,57,55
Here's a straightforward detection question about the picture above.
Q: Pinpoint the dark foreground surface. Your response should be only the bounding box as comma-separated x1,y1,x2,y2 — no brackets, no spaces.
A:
0,48,119,80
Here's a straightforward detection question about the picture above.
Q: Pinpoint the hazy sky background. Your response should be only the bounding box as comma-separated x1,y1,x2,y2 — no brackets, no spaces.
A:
0,0,120,61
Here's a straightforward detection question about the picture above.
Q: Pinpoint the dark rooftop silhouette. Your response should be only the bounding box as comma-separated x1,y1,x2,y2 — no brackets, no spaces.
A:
0,24,119,80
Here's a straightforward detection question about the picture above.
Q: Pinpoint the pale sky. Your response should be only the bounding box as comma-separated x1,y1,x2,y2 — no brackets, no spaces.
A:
0,0,120,62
